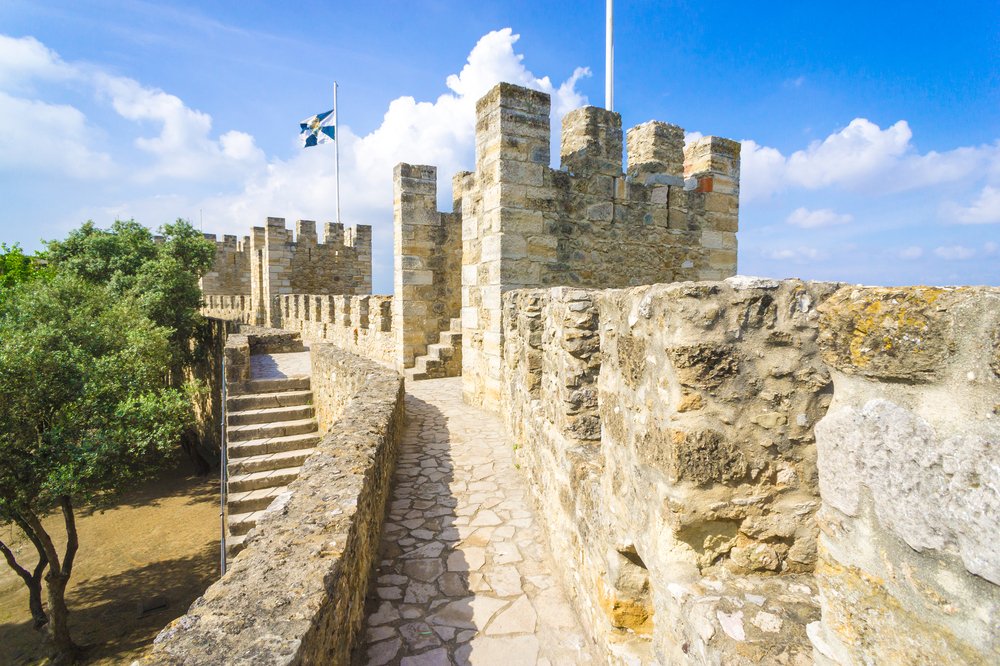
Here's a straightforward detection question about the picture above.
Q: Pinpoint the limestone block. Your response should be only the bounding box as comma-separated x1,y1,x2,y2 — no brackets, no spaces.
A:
626,121,685,180
560,106,623,177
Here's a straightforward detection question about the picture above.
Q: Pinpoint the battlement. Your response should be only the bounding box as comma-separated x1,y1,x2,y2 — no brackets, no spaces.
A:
200,233,252,296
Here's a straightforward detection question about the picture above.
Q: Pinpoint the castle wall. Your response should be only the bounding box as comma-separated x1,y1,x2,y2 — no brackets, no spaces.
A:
501,278,835,664
201,293,395,367
247,217,372,327
200,233,251,295
139,340,404,665
393,164,463,370
809,286,1000,665
459,83,741,408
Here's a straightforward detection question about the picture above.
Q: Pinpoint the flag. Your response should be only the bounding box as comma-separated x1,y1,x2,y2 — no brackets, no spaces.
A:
300,109,335,147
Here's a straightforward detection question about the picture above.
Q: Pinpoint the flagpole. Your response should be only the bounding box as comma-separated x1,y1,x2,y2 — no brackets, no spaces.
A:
605,0,614,112
334,82,341,223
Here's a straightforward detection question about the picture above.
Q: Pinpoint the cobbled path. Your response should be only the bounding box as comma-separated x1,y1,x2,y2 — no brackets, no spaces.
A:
357,378,598,665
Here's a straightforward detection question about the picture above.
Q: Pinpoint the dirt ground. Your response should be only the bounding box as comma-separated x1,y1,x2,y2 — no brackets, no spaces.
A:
0,464,221,665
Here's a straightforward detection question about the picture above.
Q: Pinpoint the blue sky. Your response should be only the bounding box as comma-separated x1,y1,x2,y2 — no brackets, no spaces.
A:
1,0,997,292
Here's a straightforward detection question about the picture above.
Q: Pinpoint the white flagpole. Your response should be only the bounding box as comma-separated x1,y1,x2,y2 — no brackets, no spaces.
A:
605,0,614,112
334,82,341,223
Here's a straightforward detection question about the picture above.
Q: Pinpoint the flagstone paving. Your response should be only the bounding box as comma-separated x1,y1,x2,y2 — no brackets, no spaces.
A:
358,378,598,665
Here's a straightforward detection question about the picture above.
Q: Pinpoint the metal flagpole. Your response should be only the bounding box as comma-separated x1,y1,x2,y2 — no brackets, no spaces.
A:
606,0,614,112
334,82,341,223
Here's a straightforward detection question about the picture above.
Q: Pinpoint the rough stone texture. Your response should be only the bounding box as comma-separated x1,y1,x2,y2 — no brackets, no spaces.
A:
200,233,252,295
809,285,1000,666
501,278,838,664
136,346,404,666
393,164,463,370
460,83,741,408
355,378,598,664
249,217,372,327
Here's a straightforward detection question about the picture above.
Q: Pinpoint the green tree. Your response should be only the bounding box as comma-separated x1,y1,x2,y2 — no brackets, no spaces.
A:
0,242,50,292
46,219,216,377
0,274,191,663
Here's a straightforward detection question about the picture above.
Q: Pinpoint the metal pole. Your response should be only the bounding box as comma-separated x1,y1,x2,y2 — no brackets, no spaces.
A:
334,82,341,223
219,355,228,576
605,0,614,112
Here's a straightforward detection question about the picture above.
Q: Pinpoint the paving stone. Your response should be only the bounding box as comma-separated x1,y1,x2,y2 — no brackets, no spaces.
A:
357,379,598,665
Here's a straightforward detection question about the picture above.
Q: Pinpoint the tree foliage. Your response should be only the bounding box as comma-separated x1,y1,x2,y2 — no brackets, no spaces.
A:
0,219,214,662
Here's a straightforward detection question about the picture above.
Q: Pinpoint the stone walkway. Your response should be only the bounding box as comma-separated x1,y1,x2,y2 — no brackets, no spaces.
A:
358,378,598,665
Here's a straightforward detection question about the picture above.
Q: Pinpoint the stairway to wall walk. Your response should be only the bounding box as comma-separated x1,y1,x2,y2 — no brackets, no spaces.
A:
405,317,462,381
225,349,318,557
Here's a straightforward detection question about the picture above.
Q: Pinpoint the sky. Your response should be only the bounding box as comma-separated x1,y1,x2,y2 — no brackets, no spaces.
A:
1,0,997,293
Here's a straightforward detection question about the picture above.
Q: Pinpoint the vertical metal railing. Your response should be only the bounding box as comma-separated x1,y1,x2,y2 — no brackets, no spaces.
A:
219,355,228,576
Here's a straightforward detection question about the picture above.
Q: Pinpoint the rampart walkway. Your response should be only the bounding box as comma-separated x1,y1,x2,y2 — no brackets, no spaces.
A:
357,378,598,665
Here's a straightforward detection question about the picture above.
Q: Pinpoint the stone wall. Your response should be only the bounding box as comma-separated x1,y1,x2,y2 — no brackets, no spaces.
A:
808,286,1000,665
393,163,463,369
200,233,251,296
502,278,837,664
137,344,404,666
459,83,741,408
248,217,372,327
201,293,395,367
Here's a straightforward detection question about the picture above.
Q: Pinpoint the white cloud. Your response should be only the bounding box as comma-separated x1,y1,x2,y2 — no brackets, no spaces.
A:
898,246,923,260
94,73,265,181
740,119,1000,201
934,245,976,260
0,34,76,90
762,246,824,262
943,185,1000,225
983,241,998,256
0,91,113,178
191,29,590,244
786,207,853,228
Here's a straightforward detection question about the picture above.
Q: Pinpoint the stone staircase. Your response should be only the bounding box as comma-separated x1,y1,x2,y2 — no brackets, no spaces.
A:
225,364,318,557
405,317,462,381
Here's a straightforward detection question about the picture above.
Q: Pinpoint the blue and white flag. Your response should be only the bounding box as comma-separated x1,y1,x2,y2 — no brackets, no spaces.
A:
300,109,336,147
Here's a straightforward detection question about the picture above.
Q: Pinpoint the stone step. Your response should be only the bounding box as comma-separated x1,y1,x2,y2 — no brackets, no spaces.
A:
227,417,318,442
404,369,430,382
228,510,265,537
438,330,462,347
226,533,246,557
227,485,287,514
227,389,312,412
233,377,311,396
228,432,322,459
228,447,315,476
227,404,314,427
228,466,302,493
427,342,455,361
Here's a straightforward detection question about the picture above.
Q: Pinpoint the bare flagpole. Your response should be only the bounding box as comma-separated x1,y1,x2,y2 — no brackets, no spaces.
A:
606,0,614,112
334,81,341,223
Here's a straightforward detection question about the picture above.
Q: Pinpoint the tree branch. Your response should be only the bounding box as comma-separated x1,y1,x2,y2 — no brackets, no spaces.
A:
22,509,60,574
58,496,78,577
0,537,33,584
11,511,49,573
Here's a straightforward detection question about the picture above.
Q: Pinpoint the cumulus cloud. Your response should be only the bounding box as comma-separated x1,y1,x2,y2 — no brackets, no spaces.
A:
192,28,591,246
740,119,1000,201
786,207,853,228
943,185,1000,224
934,245,976,260
0,34,264,183
898,246,924,260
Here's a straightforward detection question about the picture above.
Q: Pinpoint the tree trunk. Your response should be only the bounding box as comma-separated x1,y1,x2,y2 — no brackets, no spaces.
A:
0,536,48,628
45,570,78,664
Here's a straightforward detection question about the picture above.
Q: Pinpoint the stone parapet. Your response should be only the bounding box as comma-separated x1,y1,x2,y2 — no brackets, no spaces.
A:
136,344,404,665
809,285,1000,665
502,278,838,664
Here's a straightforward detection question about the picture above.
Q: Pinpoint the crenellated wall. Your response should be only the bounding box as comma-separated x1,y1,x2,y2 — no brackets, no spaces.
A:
501,278,835,664
458,83,742,408
251,217,372,327
808,286,1000,665
201,293,395,367
200,233,252,296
